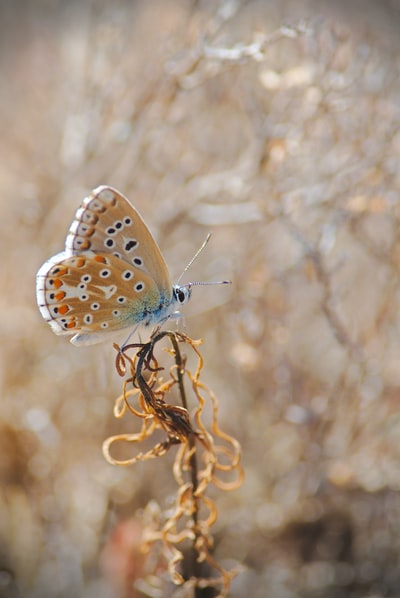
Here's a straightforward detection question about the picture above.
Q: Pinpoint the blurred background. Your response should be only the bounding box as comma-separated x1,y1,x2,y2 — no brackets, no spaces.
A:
1,0,400,596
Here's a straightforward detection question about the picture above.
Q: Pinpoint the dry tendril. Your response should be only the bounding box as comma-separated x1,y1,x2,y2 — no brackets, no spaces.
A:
103,330,243,597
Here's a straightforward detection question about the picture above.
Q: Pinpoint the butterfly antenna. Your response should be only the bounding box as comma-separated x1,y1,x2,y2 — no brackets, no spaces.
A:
176,233,212,284
180,279,232,289
176,233,231,288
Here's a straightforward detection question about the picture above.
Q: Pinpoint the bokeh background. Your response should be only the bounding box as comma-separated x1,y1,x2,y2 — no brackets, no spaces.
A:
2,0,400,596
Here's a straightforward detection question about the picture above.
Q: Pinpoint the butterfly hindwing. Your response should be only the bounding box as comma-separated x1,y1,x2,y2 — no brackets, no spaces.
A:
36,252,172,343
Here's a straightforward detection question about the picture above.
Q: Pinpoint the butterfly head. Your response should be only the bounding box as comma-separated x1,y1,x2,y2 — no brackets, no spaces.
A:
172,284,192,306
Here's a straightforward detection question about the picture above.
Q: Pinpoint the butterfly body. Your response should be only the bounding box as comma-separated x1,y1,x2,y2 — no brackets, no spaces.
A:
36,186,190,345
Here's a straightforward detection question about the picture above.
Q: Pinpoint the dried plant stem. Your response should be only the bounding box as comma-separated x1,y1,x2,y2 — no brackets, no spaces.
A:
168,332,204,592
104,331,243,596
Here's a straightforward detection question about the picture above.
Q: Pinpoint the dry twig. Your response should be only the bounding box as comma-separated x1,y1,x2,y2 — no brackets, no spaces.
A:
103,331,243,597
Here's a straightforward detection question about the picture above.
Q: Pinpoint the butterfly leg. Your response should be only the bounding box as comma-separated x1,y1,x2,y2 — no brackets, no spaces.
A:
169,310,186,333
120,323,141,351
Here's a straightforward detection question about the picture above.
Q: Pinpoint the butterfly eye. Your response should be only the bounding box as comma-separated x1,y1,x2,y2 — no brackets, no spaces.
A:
174,286,191,305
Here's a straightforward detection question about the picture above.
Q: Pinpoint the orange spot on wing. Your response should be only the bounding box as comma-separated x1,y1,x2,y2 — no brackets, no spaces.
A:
53,279,63,289
53,267,68,276
76,257,86,267
55,291,66,301
94,255,107,263
66,320,76,329
58,304,69,315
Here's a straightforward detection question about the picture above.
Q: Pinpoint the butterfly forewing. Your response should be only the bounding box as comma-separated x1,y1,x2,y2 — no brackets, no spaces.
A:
65,186,171,294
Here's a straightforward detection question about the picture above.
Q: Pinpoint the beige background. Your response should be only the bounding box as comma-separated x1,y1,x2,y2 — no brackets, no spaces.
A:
1,0,400,596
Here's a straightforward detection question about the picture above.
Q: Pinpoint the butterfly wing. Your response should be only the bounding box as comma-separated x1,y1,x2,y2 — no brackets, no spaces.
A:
36,251,173,345
65,186,172,294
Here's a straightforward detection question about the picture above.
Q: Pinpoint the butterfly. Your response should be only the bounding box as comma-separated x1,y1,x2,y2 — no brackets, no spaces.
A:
36,186,229,346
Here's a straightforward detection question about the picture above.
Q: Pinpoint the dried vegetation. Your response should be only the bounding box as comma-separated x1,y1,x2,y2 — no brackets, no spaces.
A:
1,0,400,596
